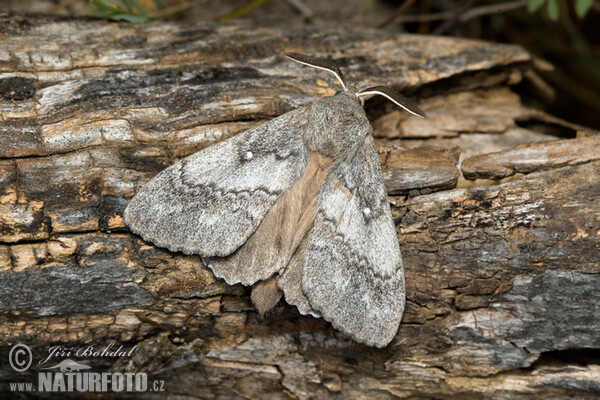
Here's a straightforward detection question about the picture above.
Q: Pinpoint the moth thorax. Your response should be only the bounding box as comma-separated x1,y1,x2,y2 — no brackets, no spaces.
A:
307,93,371,159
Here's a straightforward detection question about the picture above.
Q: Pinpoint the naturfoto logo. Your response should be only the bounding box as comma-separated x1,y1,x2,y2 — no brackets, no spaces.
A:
8,343,165,394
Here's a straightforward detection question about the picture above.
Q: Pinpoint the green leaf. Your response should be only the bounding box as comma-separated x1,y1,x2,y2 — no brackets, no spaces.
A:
123,0,135,12
547,0,559,21
219,0,271,21
527,0,546,13
108,13,148,23
124,0,145,13
575,0,595,18
363,0,374,16
90,0,121,10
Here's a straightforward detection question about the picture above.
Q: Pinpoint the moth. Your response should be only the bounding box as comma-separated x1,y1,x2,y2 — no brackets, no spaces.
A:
124,53,425,347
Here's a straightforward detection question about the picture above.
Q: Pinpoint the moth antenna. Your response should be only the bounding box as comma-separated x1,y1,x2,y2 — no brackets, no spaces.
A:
286,53,348,92
357,86,426,118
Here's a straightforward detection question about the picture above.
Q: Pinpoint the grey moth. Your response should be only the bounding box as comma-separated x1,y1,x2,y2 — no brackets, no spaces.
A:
124,53,426,347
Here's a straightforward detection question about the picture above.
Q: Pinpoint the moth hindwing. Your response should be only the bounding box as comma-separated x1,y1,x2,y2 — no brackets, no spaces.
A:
124,53,425,347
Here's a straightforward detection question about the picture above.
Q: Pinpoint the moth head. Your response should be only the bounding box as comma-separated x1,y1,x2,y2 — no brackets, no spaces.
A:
286,53,426,118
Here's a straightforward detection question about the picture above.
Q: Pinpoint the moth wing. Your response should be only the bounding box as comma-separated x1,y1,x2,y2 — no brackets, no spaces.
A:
204,152,330,286
303,135,405,347
278,233,321,318
124,107,310,258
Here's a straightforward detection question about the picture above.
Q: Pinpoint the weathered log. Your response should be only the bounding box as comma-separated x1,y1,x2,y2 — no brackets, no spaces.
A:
0,13,599,399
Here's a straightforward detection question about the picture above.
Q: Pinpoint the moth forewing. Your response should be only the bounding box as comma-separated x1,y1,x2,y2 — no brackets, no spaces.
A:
301,135,405,347
123,106,312,260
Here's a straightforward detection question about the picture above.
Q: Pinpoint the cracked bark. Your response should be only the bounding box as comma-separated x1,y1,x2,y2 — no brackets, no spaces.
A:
0,13,599,399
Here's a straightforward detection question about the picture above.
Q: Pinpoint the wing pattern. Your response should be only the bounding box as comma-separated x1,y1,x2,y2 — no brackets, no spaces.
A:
302,135,405,347
124,107,311,258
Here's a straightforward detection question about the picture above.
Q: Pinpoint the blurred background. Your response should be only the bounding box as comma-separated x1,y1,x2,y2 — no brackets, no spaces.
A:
4,0,599,129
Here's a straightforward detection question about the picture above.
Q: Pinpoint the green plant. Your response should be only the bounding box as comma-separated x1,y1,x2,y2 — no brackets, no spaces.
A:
89,0,189,23
528,0,596,21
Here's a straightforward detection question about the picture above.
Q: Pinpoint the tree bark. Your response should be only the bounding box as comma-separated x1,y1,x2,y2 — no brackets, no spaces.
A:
0,12,599,399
